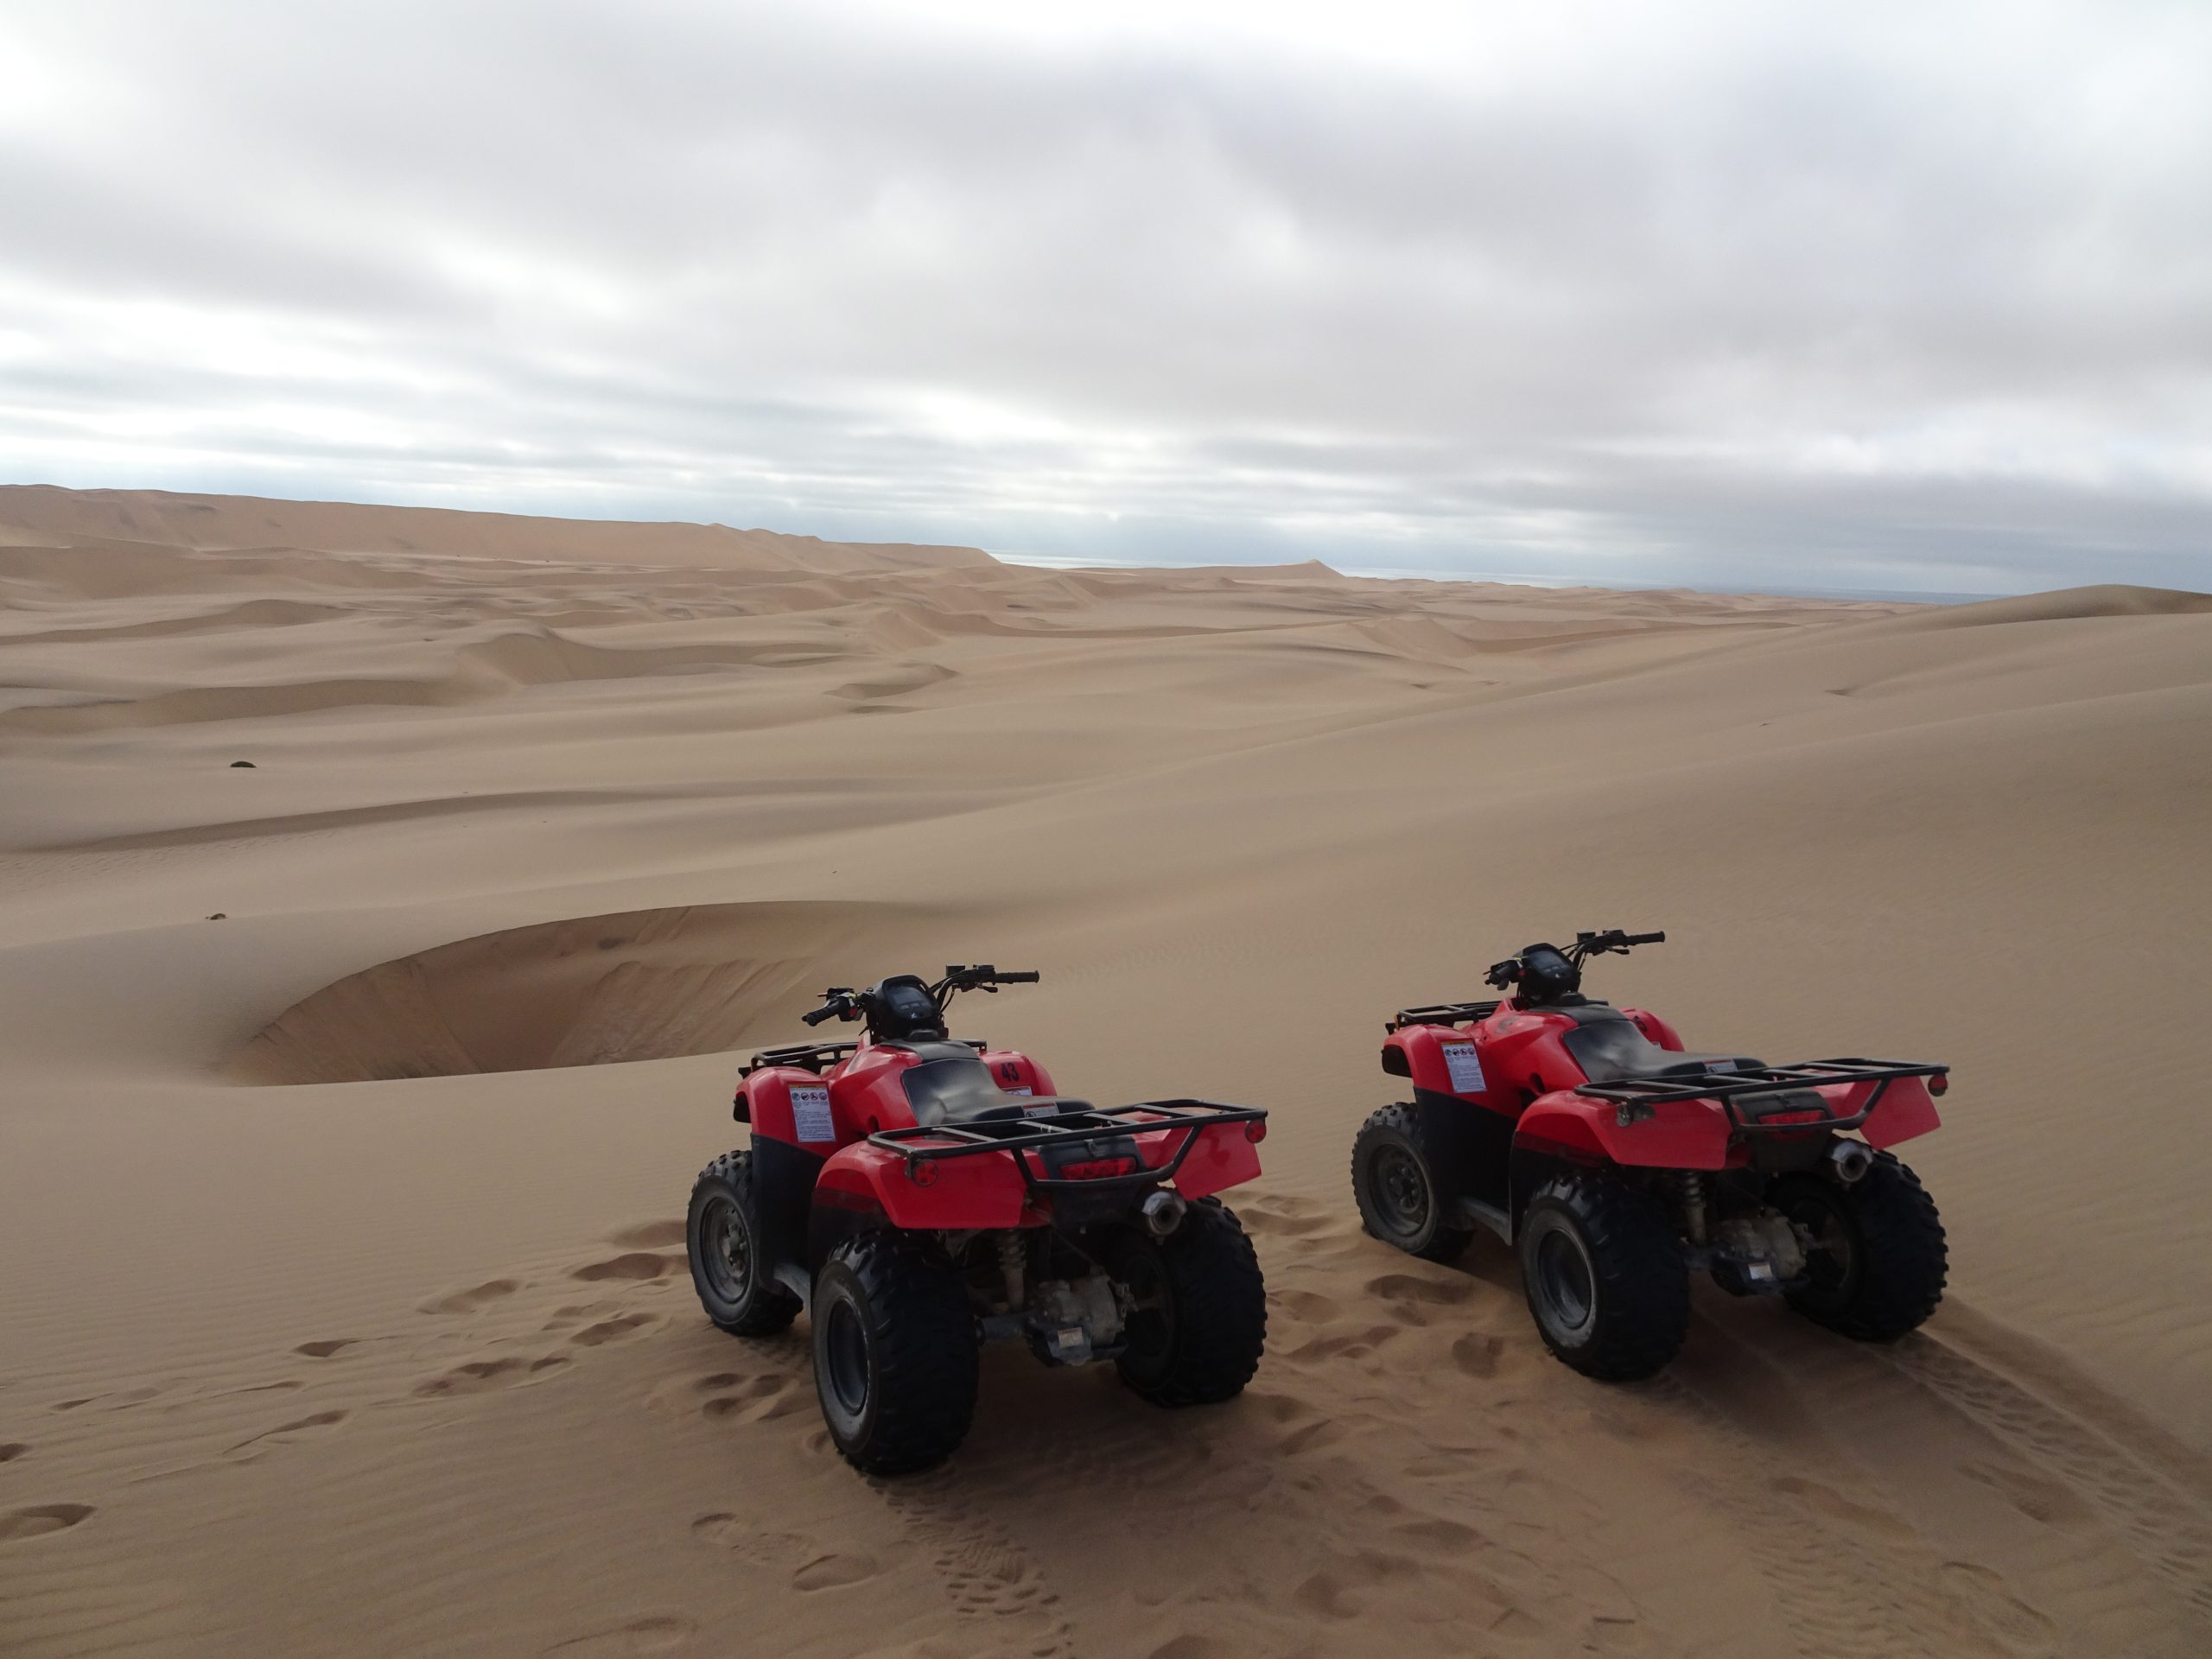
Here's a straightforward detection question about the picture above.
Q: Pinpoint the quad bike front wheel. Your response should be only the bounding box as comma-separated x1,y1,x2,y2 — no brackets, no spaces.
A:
1107,1198,1267,1407
1517,1174,1688,1381
1351,1103,1475,1263
1771,1151,1947,1341
810,1231,979,1476
688,1150,801,1337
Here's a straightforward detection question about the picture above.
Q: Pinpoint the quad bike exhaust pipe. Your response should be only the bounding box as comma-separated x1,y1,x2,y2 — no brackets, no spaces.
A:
1141,1189,1187,1237
1827,1138,1873,1184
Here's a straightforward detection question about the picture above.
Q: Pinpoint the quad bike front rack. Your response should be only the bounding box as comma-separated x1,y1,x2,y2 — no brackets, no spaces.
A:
740,1037,992,1077
868,1100,1269,1196
1577,1058,1950,1132
1385,1000,1502,1033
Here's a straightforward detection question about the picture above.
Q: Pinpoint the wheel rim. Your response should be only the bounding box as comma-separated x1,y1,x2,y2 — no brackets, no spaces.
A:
823,1297,870,1416
699,1195,752,1303
1531,1222,1597,1341
1116,1243,1174,1378
1367,1140,1433,1238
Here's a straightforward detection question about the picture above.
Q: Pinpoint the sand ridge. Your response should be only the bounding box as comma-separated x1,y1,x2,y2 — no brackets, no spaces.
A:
2,487,2209,1657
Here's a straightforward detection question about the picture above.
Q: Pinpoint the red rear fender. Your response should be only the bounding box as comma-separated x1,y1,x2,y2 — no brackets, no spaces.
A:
1160,1120,1262,1198
1853,1077,1942,1148
817,1141,1030,1230
1516,1090,1731,1171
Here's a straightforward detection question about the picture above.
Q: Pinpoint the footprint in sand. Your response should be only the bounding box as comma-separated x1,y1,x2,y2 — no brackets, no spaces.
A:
569,1253,677,1283
1939,1561,2057,1653
1238,1193,1340,1238
0,1503,94,1543
295,1339,359,1358
791,1552,880,1592
1958,1460,2097,1528
1147,1638,1241,1659
1770,1475,1917,1541
415,1357,570,1397
702,1373,810,1423
605,1220,686,1249
1451,1332,1506,1376
570,1313,658,1348
1287,1324,1404,1363
1365,1273,1475,1306
1272,1288,1342,1324
48,1387,159,1413
0,1442,29,1463
1292,1551,1431,1621
689,1513,811,1568
226,1410,348,1458
541,1614,695,1656
1394,1516,1483,1553
418,1279,520,1315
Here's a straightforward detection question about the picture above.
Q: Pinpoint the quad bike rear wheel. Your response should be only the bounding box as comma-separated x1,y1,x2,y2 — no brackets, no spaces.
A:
811,1231,979,1476
1518,1174,1688,1381
1351,1103,1475,1264
688,1150,801,1337
1771,1151,1947,1341
1107,1198,1267,1407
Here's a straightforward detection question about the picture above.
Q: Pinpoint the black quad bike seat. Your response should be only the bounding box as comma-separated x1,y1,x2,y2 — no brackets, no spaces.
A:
893,1050,1094,1127
1559,1006,1763,1087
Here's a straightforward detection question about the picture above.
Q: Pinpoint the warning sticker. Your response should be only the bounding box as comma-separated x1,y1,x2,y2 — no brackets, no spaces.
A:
1003,1086,1034,1096
790,1085,836,1142
1442,1042,1487,1096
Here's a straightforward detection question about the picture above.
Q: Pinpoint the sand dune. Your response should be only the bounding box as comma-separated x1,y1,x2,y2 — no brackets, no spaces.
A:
2,487,2208,1657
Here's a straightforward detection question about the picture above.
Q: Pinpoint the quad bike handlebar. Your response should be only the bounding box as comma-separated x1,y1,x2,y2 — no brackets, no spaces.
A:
1572,929,1665,959
798,965,1042,1027
1486,929,1665,995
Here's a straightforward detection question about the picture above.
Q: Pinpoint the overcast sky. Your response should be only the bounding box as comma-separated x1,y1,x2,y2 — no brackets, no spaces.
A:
3,1,2208,594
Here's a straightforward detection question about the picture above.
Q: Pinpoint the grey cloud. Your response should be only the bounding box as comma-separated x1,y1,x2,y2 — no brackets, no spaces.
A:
2,0,2208,593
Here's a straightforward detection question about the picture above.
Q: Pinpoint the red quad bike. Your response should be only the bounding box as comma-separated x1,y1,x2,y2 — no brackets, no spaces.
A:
685,965,1271,1475
1351,931,1949,1381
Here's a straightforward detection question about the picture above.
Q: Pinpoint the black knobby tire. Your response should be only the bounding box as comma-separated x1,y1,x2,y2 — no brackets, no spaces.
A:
810,1231,979,1476
687,1149,801,1337
1772,1151,1947,1341
1109,1199,1268,1407
1517,1174,1688,1382
1351,1103,1475,1264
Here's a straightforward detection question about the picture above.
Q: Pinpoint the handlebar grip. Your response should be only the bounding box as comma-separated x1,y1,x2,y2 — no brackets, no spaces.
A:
800,1005,836,1027
997,970,1039,983
1626,931,1666,946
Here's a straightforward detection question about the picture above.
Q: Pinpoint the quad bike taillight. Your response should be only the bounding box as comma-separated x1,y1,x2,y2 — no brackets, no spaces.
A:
1244,1119,1268,1143
1929,1072,1948,1096
903,1156,939,1187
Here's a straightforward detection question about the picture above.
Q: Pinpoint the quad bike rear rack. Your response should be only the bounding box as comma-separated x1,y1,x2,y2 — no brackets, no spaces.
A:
1578,1058,1949,1132
868,1100,1268,1196
1386,1000,1501,1033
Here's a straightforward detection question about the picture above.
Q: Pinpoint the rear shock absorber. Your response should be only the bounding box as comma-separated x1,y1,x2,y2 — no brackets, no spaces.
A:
1678,1172,1710,1246
998,1231,1027,1312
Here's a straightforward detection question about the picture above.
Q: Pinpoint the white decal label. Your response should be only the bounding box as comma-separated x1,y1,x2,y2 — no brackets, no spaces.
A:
789,1085,836,1142
1003,1085,1033,1096
1442,1042,1487,1095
